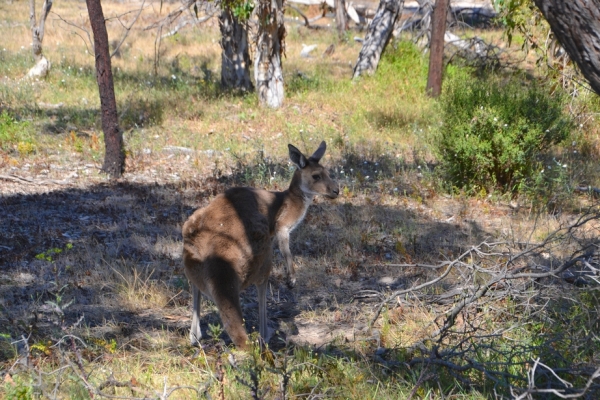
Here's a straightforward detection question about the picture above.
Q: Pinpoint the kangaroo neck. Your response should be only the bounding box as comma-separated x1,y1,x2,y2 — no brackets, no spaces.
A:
287,170,314,204
276,171,313,232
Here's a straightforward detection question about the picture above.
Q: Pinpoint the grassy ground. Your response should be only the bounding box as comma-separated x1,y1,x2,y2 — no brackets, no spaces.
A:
1,0,600,398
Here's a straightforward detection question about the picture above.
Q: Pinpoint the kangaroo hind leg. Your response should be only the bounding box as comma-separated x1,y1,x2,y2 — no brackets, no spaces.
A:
190,284,202,346
212,284,249,350
206,258,249,350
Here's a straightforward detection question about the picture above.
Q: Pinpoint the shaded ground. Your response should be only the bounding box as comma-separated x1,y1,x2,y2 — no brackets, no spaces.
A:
0,151,507,352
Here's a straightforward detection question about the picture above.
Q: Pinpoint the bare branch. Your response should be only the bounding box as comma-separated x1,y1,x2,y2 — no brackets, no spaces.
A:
370,261,456,326
110,0,147,58
513,361,600,399
52,12,94,56
161,14,213,39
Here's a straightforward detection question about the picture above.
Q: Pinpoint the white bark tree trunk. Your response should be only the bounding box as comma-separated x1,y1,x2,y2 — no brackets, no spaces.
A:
254,0,286,108
27,0,53,79
335,0,348,37
352,0,403,79
220,8,253,92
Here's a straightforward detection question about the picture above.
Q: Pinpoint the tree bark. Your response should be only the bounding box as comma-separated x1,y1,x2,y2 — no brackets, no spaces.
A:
534,0,600,96
27,0,52,78
86,0,125,178
352,0,404,79
220,8,253,92
335,0,347,38
425,0,448,97
254,0,286,108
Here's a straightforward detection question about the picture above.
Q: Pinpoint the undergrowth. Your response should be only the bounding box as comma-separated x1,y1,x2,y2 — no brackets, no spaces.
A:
436,71,573,195
0,110,36,155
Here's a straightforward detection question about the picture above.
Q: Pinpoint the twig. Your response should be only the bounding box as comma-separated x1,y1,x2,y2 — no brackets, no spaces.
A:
52,12,94,55
110,0,147,58
161,14,213,38
369,245,479,326
513,361,600,399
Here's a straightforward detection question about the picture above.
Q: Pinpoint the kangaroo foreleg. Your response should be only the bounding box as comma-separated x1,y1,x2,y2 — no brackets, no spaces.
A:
277,230,296,288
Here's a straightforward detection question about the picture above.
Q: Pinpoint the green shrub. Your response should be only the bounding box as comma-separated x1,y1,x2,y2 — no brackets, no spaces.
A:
0,110,36,154
436,75,572,193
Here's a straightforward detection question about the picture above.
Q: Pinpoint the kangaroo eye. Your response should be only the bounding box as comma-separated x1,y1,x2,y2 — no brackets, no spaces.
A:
312,174,321,181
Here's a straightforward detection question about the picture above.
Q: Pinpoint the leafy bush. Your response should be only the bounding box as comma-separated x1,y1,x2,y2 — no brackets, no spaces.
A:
436,74,572,193
0,110,36,154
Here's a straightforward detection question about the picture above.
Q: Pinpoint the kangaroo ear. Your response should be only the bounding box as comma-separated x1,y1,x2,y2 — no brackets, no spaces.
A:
309,141,326,162
288,144,308,169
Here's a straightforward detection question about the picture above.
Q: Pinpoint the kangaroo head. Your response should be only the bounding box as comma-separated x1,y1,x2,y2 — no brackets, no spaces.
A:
288,141,339,199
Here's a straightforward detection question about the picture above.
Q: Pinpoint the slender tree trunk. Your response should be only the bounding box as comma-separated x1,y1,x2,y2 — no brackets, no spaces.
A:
254,0,285,108
86,0,125,178
27,0,52,78
352,0,403,79
425,0,448,97
220,9,253,92
534,0,600,96
335,0,347,38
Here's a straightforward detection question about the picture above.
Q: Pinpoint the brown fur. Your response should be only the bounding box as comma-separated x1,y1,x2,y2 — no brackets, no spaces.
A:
182,141,339,349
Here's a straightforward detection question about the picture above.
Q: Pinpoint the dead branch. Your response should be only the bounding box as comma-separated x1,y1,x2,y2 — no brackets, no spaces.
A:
53,0,148,59
286,5,328,29
161,14,213,38
109,0,147,58
365,209,600,395
512,360,600,399
143,0,216,72
52,12,94,56
369,261,456,326
144,0,216,32
575,186,600,196
0,173,76,186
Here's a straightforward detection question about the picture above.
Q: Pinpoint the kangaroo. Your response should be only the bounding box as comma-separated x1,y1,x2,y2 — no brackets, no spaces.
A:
182,141,339,349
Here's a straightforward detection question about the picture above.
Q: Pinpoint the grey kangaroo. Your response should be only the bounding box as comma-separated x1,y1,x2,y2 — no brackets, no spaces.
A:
182,141,339,349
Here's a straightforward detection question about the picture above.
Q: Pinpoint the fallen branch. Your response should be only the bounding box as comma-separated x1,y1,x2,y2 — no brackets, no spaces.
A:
512,361,600,399
286,4,328,29
0,173,74,186
574,186,600,196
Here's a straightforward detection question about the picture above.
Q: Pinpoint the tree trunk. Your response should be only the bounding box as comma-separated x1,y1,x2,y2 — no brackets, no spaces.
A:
335,0,347,38
425,0,448,97
254,0,286,108
534,0,600,96
352,0,404,79
220,9,253,92
27,0,52,79
86,0,125,178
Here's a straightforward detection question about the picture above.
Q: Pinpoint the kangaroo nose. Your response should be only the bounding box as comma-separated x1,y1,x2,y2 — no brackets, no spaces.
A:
332,187,339,196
